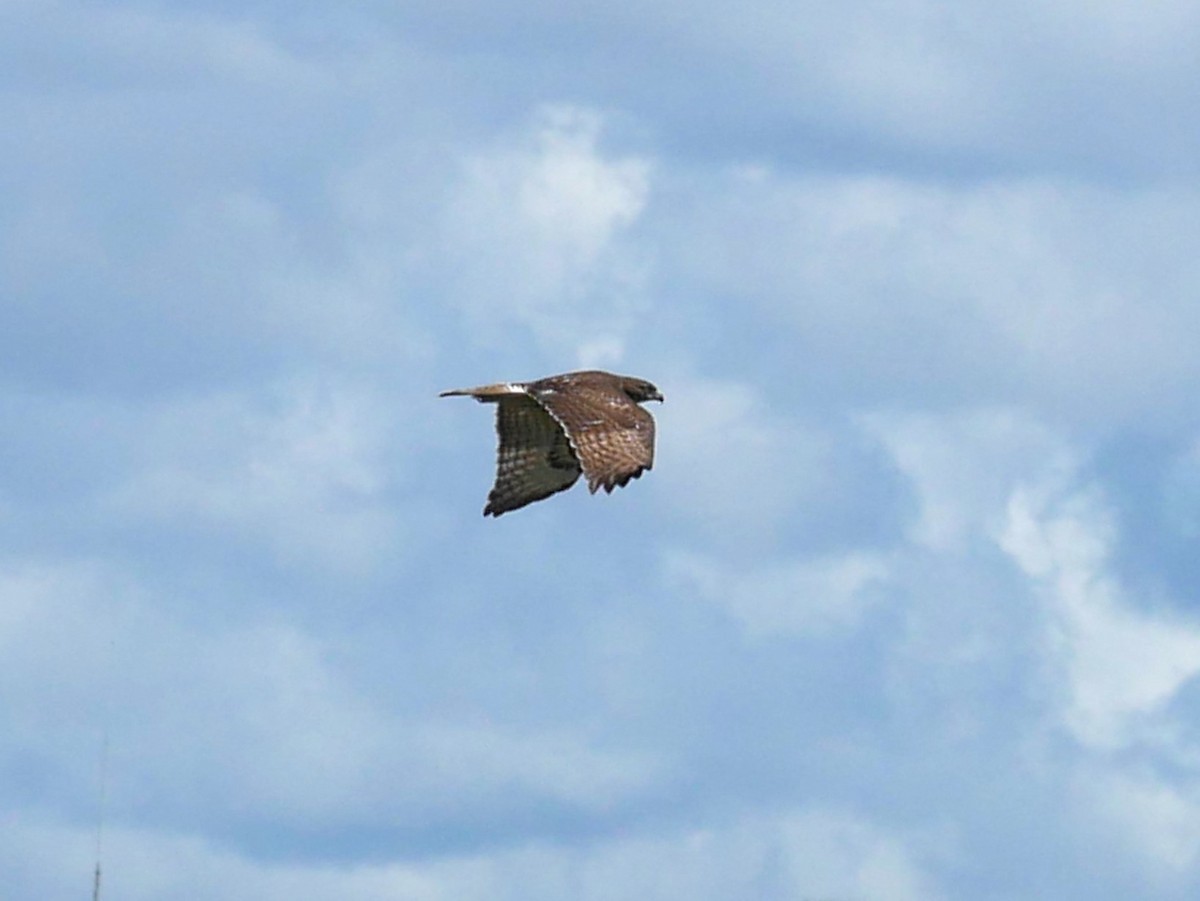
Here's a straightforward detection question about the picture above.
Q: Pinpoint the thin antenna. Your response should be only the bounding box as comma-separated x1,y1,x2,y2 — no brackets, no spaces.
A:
92,725,108,901
92,632,115,901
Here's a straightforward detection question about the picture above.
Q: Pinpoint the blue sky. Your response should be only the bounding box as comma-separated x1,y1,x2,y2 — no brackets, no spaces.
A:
5,1,1200,898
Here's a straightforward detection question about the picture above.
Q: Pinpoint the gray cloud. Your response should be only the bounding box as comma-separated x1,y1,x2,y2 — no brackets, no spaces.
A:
5,3,1200,900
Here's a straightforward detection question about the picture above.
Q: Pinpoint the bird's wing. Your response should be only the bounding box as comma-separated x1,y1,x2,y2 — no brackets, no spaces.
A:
484,394,581,516
531,381,655,494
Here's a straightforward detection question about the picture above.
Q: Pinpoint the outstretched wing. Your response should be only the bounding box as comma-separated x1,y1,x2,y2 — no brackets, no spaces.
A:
485,394,581,516
529,378,655,494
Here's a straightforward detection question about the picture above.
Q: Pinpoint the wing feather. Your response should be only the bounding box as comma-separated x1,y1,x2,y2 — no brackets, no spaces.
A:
484,395,581,516
530,380,655,494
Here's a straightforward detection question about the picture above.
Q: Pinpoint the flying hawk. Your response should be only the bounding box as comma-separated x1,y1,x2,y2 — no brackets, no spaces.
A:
440,370,663,516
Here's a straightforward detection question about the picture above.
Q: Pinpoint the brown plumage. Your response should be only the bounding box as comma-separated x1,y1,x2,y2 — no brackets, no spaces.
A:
440,370,663,516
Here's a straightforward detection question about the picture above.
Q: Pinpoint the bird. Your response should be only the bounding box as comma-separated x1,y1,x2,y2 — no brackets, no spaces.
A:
440,370,663,516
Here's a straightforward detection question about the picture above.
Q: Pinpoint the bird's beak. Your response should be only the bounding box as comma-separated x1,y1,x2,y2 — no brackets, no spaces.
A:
652,390,664,402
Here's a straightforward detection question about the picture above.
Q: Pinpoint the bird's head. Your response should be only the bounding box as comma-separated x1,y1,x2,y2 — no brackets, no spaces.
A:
622,377,664,404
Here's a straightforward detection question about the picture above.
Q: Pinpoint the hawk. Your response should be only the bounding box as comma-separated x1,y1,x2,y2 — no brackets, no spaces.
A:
440,370,664,516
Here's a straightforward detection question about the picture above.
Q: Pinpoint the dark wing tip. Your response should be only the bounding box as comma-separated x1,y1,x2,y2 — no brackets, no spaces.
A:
611,469,644,491
588,466,647,494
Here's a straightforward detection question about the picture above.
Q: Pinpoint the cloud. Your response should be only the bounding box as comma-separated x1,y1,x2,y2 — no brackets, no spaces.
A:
97,380,404,574
664,548,891,640
439,105,652,364
3,804,941,901
0,4,449,394
0,557,660,856
649,373,904,553
1000,479,1200,751
1074,768,1200,878
355,0,1200,176
865,408,1075,552
2,814,443,901
861,407,1200,754
6,3,1200,899
1,3,324,91
660,170,1200,425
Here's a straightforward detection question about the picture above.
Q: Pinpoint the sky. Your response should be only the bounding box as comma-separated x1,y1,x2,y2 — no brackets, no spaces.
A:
4,1,1200,898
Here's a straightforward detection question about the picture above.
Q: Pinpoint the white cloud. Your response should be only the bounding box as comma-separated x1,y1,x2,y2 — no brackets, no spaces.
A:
1000,481,1200,751
100,380,404,573
653,375,843,542
2,804,940,901
441,105,652,363
1074,768,1200,877
2,815,444,901
1033,0,1200,71
856,405,1200,884
864,407,1200,752
0,558,659,839
10,4,326,89
772,809,945,901
669,170,1200,424
7,3,1200,898
409,720,660,812
865,408,1075,552
626,0,1200,169
542,807,943,901
136,624,660,825
665,548,890,639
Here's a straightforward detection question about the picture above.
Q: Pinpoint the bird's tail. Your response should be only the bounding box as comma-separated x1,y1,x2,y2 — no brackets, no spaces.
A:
439,383,523,400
